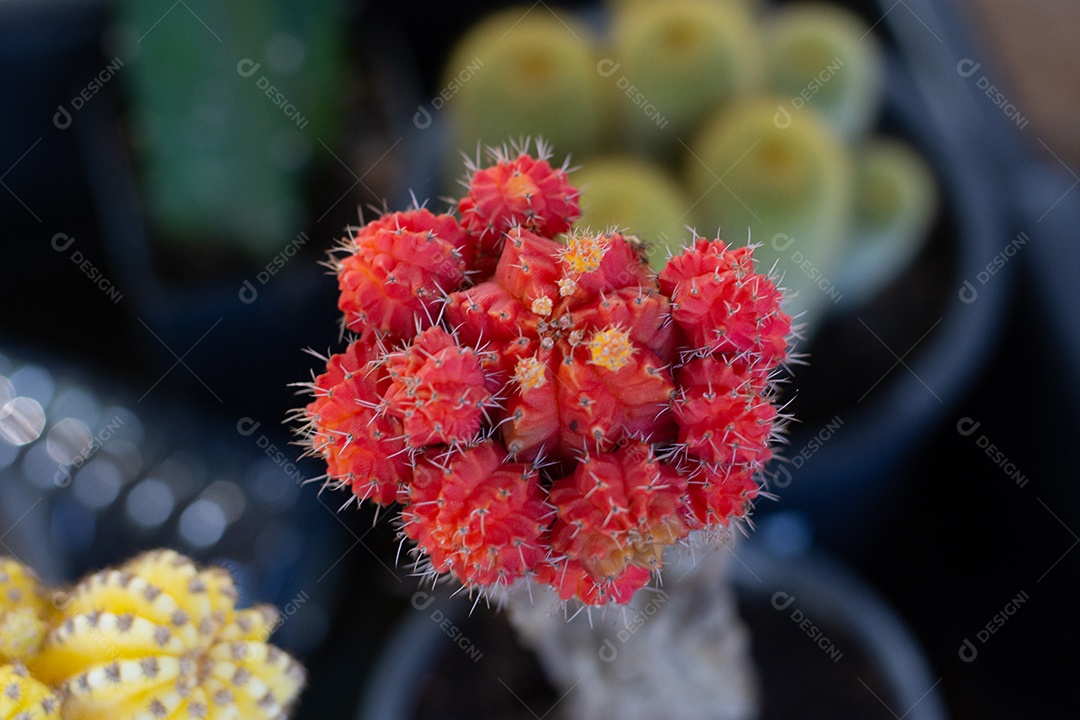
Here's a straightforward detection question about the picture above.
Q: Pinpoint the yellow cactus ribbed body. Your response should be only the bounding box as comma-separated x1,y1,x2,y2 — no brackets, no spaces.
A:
0,663,60,719
0,558,50,664
28,550,304,720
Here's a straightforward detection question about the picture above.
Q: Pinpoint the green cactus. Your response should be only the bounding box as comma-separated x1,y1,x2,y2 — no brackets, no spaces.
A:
573,157,693,270
606,0,765,14
443,8,603,163
607,0,764,159
686,98,853,331
837,138,938,305
117,0,347,260
764,2,884,139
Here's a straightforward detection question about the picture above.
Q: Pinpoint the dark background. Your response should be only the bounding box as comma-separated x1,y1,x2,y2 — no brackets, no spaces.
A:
1,0,1077,718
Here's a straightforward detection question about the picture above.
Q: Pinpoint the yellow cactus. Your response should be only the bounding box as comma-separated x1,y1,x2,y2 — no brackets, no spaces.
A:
28,550,305,719
0,663,60,720
0,558,51,664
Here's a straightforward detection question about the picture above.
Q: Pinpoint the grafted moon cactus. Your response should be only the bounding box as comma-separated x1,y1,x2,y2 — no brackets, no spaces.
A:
28,550,304,720
298,141,792,606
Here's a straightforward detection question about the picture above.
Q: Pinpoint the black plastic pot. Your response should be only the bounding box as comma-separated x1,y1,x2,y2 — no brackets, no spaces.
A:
767,3,1015,549
357,539,948,720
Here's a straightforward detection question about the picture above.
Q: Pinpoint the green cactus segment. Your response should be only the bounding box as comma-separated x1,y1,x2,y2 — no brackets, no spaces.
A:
838,138,938,305
764,3,883,139
687,99,852,329
606,0,766,15
573,157,692,270
444,8,602,162
609,0,763,158
118,0,347,259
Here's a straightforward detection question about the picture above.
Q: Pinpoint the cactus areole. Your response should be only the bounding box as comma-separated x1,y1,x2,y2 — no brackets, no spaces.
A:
298,140,792,606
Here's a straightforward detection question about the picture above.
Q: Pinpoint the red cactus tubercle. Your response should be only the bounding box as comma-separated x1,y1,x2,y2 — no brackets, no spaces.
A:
298,143,792,606
402,441,549,587
548,441,695,581
303,340,410,506
337,209,473,343
673,356,776,467
458,141,580,272
382,326,496,447
659,238,790,367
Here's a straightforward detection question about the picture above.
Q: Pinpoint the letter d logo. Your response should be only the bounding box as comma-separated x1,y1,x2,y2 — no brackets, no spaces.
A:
771,592,796,611
773,105,792,129
236,58,261,78
413,105,432,130
772,233,795,252
411,592,435,611
956,417,981,437
596,58,621,78
239,279,258,304
53,105,72,130
770,464,793,488
53,467,72,488
956,59,981,78
959,280,978,304
236,417,261,437
51,233,75,252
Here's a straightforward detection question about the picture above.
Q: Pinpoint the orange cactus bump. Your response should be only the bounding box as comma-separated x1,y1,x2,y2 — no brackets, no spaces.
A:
673,356,776,467
382,327,497,448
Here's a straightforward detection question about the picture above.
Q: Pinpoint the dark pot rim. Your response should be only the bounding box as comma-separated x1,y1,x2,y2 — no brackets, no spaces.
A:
356,539,947,720
775,19,1014,535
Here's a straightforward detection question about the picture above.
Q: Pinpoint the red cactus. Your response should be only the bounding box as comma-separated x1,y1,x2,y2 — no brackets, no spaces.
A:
659,238,789,369
458,143,580,272
337,209,472,343
304,340,411,506
685,461,760,527
383,327,495,447
299,145,793,607
559,231,653,302
448,229,677,460
536,557,651,606
673,356,776,467
402,441,550,587
549,341,675,456
548,442,694,587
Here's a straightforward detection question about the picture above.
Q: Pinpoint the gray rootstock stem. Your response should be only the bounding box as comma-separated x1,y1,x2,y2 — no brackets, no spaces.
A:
503,530,758,720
